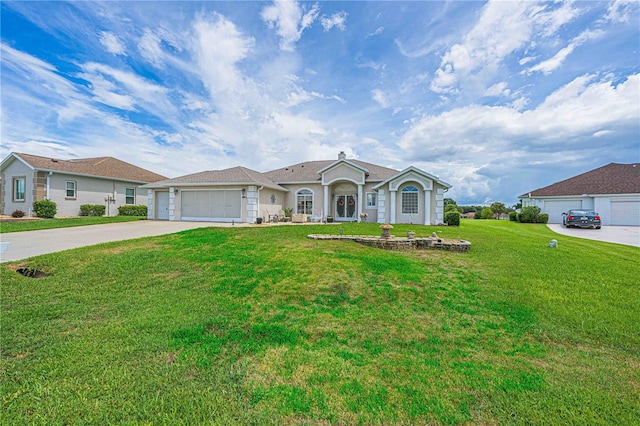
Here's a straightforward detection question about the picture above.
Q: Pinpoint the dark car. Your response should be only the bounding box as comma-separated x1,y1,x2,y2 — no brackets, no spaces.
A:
562,210,601,229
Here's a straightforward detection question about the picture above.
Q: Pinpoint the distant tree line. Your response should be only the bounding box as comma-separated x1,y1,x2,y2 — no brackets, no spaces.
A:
443,198,522,221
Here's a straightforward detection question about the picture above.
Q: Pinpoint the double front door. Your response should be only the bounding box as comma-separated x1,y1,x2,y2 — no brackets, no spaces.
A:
335,194,356,221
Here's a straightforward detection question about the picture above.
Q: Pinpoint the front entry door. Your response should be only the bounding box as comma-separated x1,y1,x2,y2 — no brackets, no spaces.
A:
335,195,356,221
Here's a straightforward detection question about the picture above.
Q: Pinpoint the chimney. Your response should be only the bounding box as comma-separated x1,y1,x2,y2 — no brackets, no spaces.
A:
338,151,346,160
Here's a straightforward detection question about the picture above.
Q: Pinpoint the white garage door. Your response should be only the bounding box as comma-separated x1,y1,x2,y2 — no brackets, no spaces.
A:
543,200,583,224
181,190,242,222
610,201,640,226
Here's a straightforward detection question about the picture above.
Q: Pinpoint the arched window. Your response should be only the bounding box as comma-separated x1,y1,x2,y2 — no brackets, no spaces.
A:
296,189,313,214
401,185,419,214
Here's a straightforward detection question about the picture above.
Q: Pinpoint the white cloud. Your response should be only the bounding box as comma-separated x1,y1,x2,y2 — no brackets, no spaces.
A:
484,82,510,98
371,89,389,108
99,31,126,55
321,11,348,31
261,1,320,51
430,0,581,94
401,73,640,200
603,0,640,23
527,29,604,75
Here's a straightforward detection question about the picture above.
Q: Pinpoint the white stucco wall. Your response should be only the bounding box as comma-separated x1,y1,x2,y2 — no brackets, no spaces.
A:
1,159,33,216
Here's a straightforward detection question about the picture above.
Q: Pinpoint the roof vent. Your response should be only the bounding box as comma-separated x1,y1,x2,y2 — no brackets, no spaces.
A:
338,151,346,160
51,158,58,162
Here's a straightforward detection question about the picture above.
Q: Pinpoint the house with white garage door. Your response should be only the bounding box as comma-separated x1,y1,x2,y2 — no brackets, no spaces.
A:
519,163,640,226
142,151,452,225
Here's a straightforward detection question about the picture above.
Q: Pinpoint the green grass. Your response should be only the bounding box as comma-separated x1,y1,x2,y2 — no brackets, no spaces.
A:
2,220,639,424
0,216,145,233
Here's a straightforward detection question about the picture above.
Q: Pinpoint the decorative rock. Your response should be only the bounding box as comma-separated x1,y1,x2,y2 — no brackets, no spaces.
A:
407,231,416,239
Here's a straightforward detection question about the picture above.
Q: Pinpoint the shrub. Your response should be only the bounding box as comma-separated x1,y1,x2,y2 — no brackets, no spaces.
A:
508,211,518,221
474,211,482,219
444,203,459,213
80,204,106,217
518,206,541,223
480,207,494,219
118,205,147,216
33,200,57,218
11,210,25,218
444,211,461,226
536,213,549,224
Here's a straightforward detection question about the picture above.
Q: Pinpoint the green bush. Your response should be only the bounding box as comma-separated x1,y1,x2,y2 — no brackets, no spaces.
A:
444,211,461,226
118,205,147,216
518,206,541,223
33,200,57,218
11,210,26,218
508,211,518,221
536,213,549,224
80,204,106,217
480,207,494,219
444,203,459,213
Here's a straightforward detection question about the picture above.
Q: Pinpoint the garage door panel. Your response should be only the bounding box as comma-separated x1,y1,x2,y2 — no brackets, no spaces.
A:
181,190,241,222
543,200,582,224
610,201,640,226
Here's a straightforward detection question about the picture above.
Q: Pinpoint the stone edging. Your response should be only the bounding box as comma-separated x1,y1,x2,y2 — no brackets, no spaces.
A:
307,234,471,252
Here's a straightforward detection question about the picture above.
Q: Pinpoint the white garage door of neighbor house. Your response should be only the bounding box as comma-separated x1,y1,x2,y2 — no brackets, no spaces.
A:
610,201,640,226
181,190,242,222
544,200,583,223
157,192,170,220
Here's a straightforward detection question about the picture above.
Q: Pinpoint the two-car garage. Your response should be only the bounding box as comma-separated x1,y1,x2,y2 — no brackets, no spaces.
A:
180,190,242,222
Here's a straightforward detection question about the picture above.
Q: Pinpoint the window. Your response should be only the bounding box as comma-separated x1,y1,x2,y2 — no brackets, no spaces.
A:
296,189,313,214
13,177,25,202
66,181,77,199
125,187,135,205
366,192,377,208
401,185,419,214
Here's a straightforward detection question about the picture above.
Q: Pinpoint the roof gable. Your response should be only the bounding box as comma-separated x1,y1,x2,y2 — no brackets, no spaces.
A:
3,152,167,183
374,166,452,190
263,159,398,183
522,163,640,197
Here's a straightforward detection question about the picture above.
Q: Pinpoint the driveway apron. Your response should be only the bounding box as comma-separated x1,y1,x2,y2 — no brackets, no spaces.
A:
547,224,639,247
0,221,246,263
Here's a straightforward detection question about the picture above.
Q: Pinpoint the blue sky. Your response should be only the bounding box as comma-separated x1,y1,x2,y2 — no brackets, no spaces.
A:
1,1,638,205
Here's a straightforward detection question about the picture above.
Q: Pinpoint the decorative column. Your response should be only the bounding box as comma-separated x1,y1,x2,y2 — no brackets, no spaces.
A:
147,189,153,220
377,189,386,223
168,187,175,221
323,184,329,221
389,190,397,224
424,190,431,225
357,184,363,220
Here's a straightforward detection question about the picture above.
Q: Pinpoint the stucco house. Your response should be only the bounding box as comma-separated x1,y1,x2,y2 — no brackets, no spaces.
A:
1,152,167,217
142,152,452,225
519,163,640,226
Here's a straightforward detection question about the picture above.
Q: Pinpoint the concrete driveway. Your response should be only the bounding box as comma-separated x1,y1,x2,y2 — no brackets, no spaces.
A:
547,224,640,247
0,221,250,263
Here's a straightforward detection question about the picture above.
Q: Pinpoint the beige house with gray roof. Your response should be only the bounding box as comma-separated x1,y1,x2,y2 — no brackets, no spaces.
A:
1,152,167,217
142,152,451,225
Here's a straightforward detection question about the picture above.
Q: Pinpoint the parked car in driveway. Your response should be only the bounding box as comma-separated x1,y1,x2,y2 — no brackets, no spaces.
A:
562,210,601,229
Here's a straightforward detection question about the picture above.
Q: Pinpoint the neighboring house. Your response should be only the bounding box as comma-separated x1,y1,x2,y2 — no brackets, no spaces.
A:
519,163,640,226
1,152,167,217
142,151,452,225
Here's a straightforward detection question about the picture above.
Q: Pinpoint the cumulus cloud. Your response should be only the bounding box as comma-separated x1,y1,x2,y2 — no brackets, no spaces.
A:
402,73,640,201
430,0,581,94
99,31,126,55
321,11,348,31
371,89,389,108
261,1,320,51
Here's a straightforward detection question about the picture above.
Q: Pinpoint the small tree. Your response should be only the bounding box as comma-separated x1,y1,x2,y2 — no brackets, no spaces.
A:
33,199,57,218
444,198,457,207
490,202,506,219
517,206,541,223
480,206,494,219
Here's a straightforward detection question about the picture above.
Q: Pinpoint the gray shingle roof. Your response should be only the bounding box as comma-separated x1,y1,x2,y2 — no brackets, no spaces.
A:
263,159,399,183
522,163,640,197
12,152,167,183
149,166,286,191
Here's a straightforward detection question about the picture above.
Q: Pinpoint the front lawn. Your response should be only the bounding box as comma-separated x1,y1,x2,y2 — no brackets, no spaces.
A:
2,220,638,424
0,216,145,233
